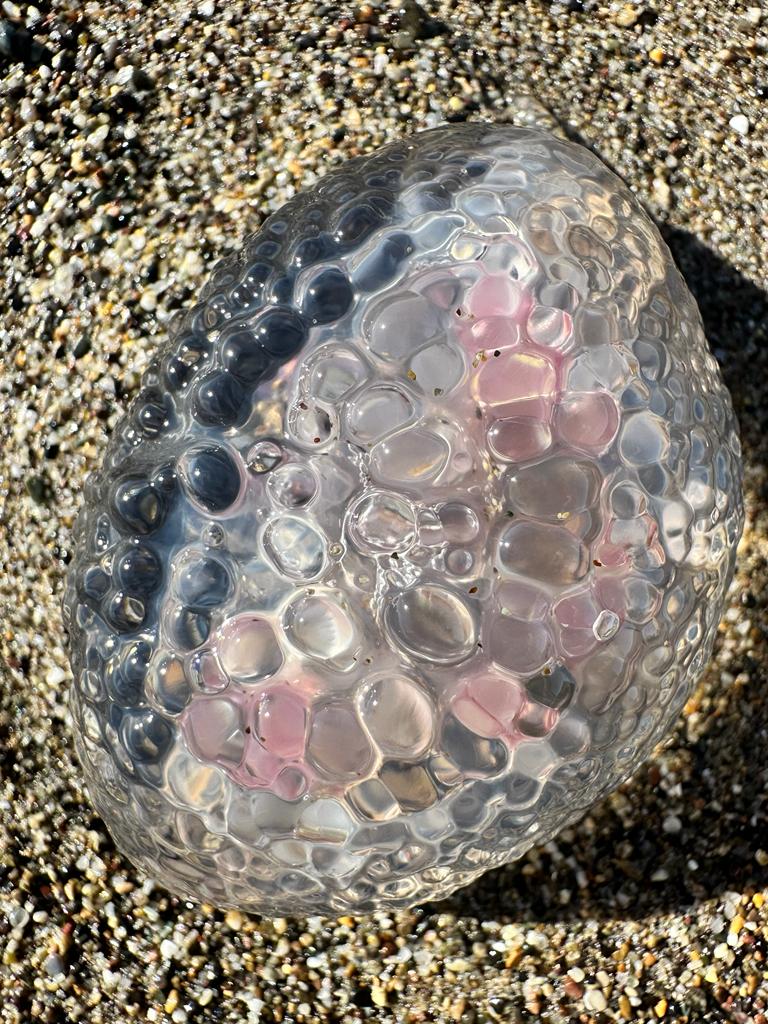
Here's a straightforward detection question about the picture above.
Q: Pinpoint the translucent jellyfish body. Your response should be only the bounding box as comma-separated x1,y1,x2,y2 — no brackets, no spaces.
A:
64,123,743,915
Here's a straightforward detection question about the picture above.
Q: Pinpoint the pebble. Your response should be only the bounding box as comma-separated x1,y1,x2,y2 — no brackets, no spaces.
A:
729,113,750,135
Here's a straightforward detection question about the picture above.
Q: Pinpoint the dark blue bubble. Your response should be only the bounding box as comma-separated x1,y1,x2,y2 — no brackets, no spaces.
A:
178,556,232,608
105,589,146,633
302,267,353,325
181,444,241,513
292,232,337,269
113,478,166,535
355,231,413,292
116,542,162,597
81,566,109,602
255,306,308,359
525,666,576,711
120,709,174,764
172,606,211,651
220,328,271,384
193,372,249,427
440,714,507,776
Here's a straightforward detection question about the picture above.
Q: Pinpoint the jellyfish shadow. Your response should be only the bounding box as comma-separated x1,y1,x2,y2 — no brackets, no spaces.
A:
432,228,768,924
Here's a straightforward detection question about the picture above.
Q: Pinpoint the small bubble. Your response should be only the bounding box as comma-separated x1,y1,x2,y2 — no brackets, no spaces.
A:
247,440,282,474
202,523,225,548
593,610,620,642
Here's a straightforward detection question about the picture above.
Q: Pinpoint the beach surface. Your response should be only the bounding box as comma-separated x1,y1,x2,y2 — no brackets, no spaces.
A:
0,1,767,1021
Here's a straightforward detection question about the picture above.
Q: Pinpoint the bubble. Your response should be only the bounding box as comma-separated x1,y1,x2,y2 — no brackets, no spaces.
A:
498,521,589,586
345,384,414,444
283,592,358,667
593,609,620,642
307,345,368,401
217,613,283,682
506,457,601,521
370,427,449,487
307,701,373,780
263,516,326,580
247,441,283,474
267,464,318,509
386,585,478,665
360,675,434,757
487,417,552,463
347,490,416,554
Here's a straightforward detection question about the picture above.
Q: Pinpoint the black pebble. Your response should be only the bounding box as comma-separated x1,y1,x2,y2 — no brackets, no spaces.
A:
181,444,242,513
220,327,271,383
302,267,353,324
113,478,166,535
255,306,308,359
116,542,162,597
178,556,232,608
193,371,249,427
526,665,576,711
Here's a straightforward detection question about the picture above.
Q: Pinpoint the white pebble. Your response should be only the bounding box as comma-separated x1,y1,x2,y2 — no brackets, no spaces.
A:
584,989,607,1012
662,814,682,833
729,114,749,135
86,124,110,150
160,938,179,960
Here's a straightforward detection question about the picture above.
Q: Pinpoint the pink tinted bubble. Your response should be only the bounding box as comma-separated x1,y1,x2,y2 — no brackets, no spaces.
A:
190,650,229,693
256,685,307,759
556,391,620,453
553,588,601,658
240,740,281,788
273,765,309,801
183,695,245,767
468,672,524,726
452,695,505,738
474,347,556,420
467,274,532,322
460,315,522,356
488,416,552,462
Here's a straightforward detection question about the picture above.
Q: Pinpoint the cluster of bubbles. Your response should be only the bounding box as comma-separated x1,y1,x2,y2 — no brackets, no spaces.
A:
64,123,743,915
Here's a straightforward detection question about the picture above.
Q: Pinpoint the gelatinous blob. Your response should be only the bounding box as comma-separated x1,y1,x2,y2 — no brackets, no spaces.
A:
65,121,743,918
